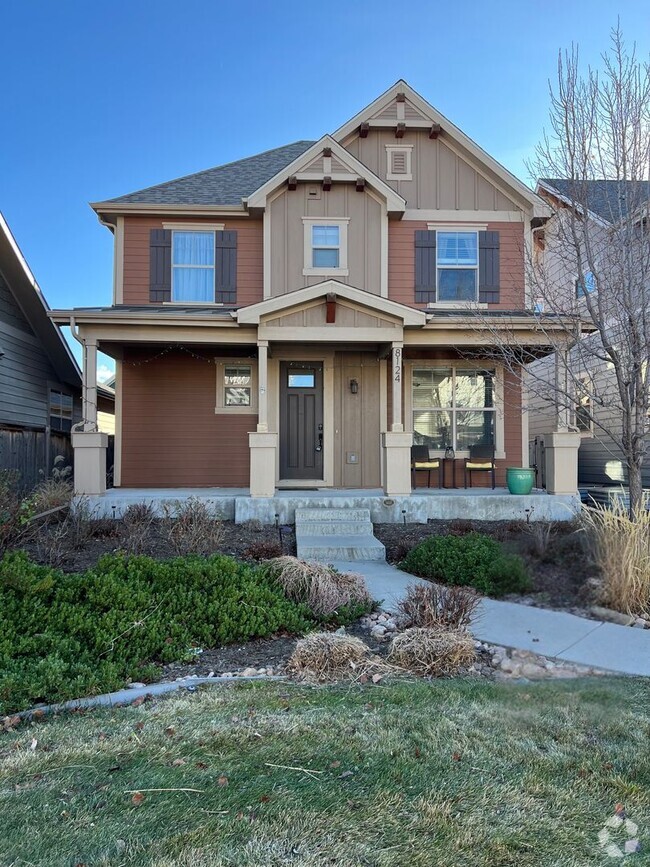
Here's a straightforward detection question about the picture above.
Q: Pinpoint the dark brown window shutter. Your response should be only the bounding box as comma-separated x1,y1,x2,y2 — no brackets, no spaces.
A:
479,230,500,304
414,230,436,304
149,229,172,302
215,231,237,304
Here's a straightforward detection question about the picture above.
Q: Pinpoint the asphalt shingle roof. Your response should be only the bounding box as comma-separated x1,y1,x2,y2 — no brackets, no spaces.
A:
105,141,316,206
541,178,650,223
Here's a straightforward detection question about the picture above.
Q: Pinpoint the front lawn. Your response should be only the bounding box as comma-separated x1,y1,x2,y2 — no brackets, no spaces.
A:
2,678,650,866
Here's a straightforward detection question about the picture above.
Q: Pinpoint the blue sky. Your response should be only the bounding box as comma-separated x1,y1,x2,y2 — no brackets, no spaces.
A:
2,0,648,380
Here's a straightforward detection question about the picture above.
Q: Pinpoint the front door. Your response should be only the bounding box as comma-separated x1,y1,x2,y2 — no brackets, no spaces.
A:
279,361,324,480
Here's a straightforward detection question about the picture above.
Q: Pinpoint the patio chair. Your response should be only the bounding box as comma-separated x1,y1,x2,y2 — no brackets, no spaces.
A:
464,444,496,489
411,445,442,489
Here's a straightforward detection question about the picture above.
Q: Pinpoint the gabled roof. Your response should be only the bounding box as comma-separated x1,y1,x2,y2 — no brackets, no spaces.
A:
94,141,315,209
539,178,650,223
0,212,81,388
245,136,406,214
237,280,425,326
334,80,550,217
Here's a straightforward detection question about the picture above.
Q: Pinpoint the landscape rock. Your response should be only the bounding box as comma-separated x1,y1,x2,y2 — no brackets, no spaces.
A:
590,606,636,626
241,667,258,677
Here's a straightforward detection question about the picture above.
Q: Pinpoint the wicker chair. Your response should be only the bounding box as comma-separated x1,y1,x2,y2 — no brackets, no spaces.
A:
411,445,442,489
464,444,496,489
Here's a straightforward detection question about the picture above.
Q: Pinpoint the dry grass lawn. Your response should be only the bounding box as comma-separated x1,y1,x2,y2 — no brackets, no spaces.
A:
1,678,650,866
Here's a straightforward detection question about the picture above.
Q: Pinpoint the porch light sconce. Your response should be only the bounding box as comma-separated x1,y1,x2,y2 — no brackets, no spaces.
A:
349,379,359,395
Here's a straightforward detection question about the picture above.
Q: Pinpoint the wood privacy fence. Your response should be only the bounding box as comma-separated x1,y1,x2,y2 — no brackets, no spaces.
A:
0,427,115,491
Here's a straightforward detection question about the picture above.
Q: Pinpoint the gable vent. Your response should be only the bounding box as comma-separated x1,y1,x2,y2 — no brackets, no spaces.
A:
391,150,408,174
386,145,412,181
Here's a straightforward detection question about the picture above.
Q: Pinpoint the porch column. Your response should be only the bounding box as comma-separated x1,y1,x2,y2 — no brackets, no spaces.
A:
249,339,277,497
72,337,108,495
383,341,412,495
257,340,269,433
544,430,581,495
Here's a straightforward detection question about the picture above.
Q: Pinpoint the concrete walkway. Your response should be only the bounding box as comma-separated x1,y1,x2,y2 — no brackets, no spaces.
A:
331,560,650,677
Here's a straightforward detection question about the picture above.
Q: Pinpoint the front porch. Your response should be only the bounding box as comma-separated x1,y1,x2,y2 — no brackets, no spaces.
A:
79,486,581,523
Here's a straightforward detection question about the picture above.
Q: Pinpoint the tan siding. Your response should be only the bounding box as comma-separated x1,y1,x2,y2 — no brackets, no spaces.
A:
120,350,255,487
350,130,524,211
388,220,525,309
122,216,263,307
268,185,382,295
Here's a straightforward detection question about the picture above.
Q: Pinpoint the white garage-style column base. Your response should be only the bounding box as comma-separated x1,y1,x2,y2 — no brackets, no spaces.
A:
382,431,413,496
544,430,581,495
72,431,108,495
249,431,278,498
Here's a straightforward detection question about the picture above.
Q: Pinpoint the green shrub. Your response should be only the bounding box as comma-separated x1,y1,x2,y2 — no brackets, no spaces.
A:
400,532,529,597
0,551,314,714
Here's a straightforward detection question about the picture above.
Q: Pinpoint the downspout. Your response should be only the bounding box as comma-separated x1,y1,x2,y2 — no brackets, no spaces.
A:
69,316,97,433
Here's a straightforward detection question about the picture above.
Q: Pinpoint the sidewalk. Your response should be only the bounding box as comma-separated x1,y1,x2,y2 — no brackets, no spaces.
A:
330,561,650,677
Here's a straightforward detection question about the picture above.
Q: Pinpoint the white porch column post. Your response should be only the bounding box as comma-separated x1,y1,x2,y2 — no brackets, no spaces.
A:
72,337,108,495
542,348,580,495
249,339,277,497
382,340,412,495
257,340,269,433
391,342,403,431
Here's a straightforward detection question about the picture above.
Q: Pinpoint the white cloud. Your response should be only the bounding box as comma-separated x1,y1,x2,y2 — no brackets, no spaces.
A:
97,363,115,384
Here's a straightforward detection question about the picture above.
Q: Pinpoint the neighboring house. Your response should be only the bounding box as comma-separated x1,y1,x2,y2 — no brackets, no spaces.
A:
529,179,650,491
0,213,114,488
51,80,581,499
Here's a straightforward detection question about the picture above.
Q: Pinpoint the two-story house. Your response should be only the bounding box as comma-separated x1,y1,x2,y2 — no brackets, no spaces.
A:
51,81,580,514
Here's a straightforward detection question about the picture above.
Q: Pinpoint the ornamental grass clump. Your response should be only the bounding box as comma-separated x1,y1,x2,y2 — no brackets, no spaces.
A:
398,582,480,630
388,626,475,677
400,532,529,597
288,632,387,682
264,556,372,619
583,502,650,618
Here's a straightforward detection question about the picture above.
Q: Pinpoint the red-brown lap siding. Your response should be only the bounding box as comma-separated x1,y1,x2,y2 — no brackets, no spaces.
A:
120,350,255,487
122,216,263,307
388,221,525,310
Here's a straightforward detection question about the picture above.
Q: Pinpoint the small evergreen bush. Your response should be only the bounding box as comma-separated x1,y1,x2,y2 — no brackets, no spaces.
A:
400,532,529,597
0,551,314,714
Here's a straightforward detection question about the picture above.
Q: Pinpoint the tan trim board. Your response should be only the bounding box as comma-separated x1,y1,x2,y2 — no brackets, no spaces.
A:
74,323,258,346
114,216,124,305
92,202,247,216
258,325,403,342
404,209,525,222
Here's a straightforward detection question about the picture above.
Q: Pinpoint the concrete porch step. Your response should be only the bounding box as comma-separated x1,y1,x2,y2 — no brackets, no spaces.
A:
295,507,372,523
295,520,374,536
296,534,386,562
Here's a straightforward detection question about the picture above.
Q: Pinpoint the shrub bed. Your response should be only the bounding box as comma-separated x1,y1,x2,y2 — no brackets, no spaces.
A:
0,551,332,715
400,532,529,596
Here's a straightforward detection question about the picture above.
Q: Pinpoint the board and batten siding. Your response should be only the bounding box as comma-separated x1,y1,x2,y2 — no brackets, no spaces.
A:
332,352,381,488
345,130,525,212
389,221,525,309
268,185,382,296
120,349,255,487
121,216,263,306
0,271,76,429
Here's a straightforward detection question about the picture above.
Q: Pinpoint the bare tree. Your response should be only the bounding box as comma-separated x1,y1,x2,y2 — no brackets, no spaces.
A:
472,27,650,517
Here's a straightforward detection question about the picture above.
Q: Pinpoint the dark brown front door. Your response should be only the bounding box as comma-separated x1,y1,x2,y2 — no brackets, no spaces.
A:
279,361,324,480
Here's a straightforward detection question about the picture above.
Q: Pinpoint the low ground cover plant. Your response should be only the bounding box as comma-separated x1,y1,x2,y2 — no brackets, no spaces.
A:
0,551,334,714
400,532,529,596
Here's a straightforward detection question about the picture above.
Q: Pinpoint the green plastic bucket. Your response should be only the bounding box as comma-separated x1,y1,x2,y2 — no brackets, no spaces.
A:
506,467,535,495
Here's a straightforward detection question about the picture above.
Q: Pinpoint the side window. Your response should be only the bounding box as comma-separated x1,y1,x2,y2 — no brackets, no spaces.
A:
172,231,215,302
576,270,596,299
50,389,73,432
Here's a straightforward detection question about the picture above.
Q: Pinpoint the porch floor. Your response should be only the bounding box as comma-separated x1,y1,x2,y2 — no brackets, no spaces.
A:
80,486,580,524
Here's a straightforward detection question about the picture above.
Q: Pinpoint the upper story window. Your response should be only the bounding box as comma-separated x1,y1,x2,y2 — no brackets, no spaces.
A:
302,218,349,276
386,145,413,181
437,232,478,302
575,270,596,299
172,231,215,302
50,389,73,432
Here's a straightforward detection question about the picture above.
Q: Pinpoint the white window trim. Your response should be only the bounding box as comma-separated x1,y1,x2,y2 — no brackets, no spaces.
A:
214,359,258,415
574,377,594,437
302,218,349,277
386,145,413,181
171,229,216,304
404,361,506,460
163,222,225,231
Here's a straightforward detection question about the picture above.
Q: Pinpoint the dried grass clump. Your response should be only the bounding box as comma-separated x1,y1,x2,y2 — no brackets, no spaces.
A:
288,632,385,682
398,582,480,631
267,556,371,616
388,627,475,677
583,502,650,617
120,502,156,555
162,498,225,557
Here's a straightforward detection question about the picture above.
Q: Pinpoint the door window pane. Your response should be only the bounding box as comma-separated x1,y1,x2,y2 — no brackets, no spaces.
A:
288,373,315,388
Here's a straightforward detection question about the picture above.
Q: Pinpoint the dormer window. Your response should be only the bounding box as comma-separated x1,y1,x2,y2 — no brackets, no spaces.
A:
302,218,349,276
386,145,413,181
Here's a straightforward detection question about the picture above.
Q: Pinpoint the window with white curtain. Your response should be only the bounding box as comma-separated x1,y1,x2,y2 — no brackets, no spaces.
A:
172,231,215,302
437,231,478,301
412,366,496,451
